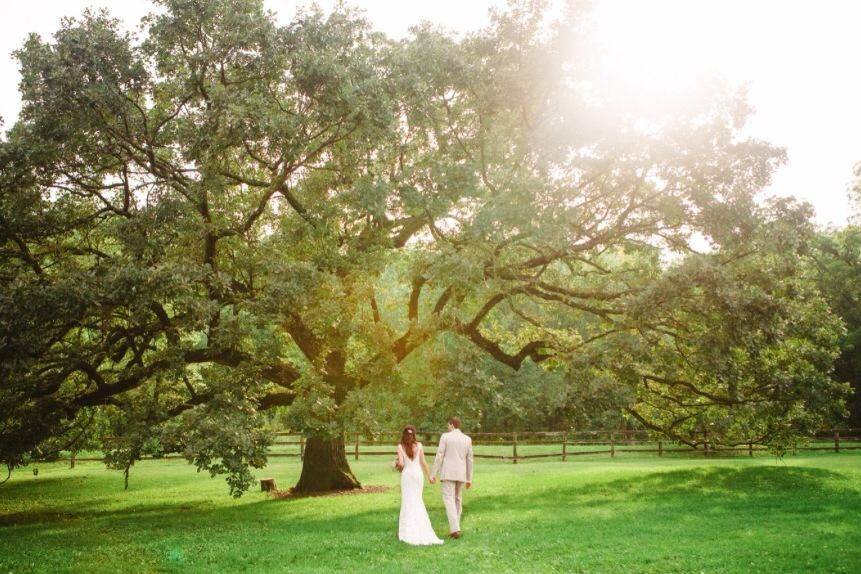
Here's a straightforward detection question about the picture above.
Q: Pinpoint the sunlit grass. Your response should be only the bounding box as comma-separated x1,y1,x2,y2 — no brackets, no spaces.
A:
1,453,860,573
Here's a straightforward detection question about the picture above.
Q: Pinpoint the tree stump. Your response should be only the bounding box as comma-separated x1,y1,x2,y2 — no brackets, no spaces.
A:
260,478,278,492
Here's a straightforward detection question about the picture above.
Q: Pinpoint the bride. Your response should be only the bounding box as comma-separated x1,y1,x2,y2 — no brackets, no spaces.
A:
395,425,443,545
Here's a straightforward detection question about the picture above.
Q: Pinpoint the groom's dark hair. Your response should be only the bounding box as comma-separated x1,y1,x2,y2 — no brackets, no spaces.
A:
447,416,461,429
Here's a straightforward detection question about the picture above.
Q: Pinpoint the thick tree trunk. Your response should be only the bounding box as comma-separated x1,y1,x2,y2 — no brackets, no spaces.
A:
293,435,361,492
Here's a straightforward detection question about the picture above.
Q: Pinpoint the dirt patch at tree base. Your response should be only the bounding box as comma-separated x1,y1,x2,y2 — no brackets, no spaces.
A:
270,485,391,499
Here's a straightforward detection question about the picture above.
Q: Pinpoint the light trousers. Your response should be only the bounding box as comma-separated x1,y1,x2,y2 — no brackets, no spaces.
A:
440,480,464,533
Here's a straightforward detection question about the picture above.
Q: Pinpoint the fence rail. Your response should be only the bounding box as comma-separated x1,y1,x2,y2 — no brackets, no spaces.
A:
266,428,861,463
63,428,861,466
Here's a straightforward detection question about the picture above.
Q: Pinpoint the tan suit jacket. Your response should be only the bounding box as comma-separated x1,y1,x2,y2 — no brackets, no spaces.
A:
432,429,473,482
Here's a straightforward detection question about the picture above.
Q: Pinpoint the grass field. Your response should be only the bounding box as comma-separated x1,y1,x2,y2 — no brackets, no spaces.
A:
1,452,860,573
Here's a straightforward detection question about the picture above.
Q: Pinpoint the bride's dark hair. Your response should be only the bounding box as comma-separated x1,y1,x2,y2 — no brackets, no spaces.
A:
400,425,418,460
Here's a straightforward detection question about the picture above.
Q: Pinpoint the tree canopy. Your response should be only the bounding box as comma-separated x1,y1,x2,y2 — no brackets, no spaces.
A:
810,194,861,428
0,0,849,494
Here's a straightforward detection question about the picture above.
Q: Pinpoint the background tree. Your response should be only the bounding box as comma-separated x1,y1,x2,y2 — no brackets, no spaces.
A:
0,0,847,494
808,170,861,427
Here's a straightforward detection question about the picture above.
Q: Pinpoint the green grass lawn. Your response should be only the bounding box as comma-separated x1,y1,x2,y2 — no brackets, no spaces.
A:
1,453,860,573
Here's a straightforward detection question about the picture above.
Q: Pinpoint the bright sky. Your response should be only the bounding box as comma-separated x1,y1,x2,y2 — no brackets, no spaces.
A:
1,0,859,226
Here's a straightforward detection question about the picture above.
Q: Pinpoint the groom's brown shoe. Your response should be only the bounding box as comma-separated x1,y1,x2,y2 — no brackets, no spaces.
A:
449,531,461,539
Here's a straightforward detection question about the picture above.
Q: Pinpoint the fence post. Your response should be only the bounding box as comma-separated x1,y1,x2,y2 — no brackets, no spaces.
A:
299,436,305,460
748,440,753,457
562,432,568,462
610,432,615,457
834,431,840,453
658,440,663,457
704,431,710,457
355,432,360,461
512,432,518,464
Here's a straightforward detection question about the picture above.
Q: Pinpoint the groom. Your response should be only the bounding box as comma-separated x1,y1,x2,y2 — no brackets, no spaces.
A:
430,416,474,539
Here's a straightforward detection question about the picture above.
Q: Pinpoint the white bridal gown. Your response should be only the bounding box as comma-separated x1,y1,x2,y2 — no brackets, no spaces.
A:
398,443,444,546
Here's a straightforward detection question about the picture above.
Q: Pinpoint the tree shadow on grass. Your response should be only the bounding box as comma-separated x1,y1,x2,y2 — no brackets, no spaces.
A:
0,479,397,529
1,466,191,497
2,465,852,528
0,489,411,560
0,499,216,527
470,465,858,516
0,473,220,527
0,497,416,573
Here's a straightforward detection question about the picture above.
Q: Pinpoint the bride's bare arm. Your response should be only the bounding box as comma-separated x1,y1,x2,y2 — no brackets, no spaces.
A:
419,445,433,481
396,444,405,471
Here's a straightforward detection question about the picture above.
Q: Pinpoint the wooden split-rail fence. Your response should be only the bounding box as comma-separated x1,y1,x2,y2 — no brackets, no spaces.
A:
63,428,860,467
268,427,861,463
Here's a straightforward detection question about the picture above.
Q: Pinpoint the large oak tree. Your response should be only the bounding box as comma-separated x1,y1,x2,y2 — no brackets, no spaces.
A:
1,0,847,493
